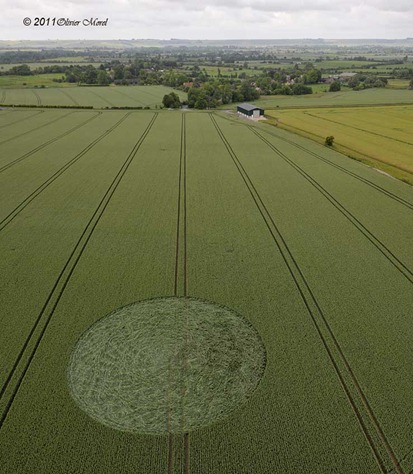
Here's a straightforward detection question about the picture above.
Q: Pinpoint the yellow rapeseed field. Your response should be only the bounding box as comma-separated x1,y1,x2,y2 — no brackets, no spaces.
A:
266,105,413,184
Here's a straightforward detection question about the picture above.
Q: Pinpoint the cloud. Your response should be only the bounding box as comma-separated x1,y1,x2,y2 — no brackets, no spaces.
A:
363,0,413,12
1,0,413,39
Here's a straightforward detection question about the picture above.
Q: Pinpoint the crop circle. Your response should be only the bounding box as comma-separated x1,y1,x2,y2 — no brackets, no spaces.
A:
67,297,266,434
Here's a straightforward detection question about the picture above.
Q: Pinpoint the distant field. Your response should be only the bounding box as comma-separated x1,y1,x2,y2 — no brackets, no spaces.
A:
0,85,187,108
387,79,411,89
310,83,331,93
265,105,413,184
0,62,100,72
39,56,92,62
194,65,255,77
0,74,66,88
252,88,413,108
0,108,413,473
316,59,376,69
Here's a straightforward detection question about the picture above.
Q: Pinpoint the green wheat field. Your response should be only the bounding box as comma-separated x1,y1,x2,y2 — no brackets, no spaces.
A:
0,107,413,473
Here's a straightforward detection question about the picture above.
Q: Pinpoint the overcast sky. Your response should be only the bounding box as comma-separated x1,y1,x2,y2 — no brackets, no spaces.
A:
1,0,412,40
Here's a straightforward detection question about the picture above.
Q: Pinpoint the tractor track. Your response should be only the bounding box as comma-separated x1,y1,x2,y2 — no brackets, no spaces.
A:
0,111,75,146
0,109,15,117
246,124,413,473
112,88,146,107
0,113,131,233
135,87,165,100
210,113,403,474
388,448,413,474
174,113,188,297
59,89,80,106
247,125,413,285
32,90,41,106
229,113,413,211
0,111,101,173
303,111,413,147
88,89,116,108
169,112,190,474
224,113,413,211
182,112,190,474
0,110,44,130
0,112,158,429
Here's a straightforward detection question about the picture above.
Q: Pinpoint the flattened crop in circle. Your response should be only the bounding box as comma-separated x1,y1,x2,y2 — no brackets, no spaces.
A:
67,297,266,434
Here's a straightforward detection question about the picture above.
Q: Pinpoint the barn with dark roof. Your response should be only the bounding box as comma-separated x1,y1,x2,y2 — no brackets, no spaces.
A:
237,103,264,118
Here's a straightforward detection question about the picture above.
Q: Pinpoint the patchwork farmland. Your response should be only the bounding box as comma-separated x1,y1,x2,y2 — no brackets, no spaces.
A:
0,108,413,473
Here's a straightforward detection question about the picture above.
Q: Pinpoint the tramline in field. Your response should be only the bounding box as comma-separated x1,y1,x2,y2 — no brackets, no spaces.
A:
266,104,413,184
0,108,413,473
0,85,187,108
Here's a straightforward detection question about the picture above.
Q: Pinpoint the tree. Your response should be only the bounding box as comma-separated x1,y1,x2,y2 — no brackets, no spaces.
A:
194,96,208,109
113,64,125,81
232,90,244,103
256,76,272,94
325,136,335,146
329,81,341,92
162,92,181,109
409,79,413,90
65,66,83,84
97,70,110,85
304,69,322,84
292,84,312,95
10,64,32,76
82,65,98,84
348,75,360,89
239,81,260,101
187,88,200,108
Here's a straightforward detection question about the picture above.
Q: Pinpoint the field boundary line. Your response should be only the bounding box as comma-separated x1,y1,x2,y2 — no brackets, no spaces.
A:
0,111,75,146
210,113,403,474
303,111,413,147
0,111,101,173
0,110,44,130
0,112,158,429
0,113,131,232
248,126,413,285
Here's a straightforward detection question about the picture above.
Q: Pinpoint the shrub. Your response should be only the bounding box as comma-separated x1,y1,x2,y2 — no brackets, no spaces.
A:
291,83,312,95
329,81,341,92
325,136,335,146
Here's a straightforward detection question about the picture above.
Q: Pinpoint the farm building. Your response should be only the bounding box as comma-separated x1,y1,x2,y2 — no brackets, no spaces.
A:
237,103,264,119
338,72,358,83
